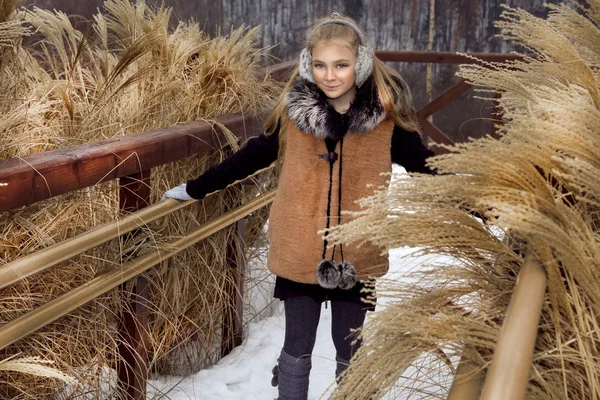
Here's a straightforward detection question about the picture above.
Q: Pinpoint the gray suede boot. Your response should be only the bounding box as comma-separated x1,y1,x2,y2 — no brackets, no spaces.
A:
275,350,311,400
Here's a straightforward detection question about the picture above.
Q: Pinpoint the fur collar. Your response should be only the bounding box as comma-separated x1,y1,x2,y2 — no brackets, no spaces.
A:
285,76,386,140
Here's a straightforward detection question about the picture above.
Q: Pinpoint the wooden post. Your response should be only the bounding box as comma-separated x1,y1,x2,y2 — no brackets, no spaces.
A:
117,169,151,400
221,216,246,358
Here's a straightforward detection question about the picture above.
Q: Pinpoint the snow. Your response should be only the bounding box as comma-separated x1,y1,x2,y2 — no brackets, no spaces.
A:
147,246,449,400
147,166,453,399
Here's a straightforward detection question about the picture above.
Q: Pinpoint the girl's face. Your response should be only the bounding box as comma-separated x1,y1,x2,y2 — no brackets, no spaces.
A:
311,40,356,102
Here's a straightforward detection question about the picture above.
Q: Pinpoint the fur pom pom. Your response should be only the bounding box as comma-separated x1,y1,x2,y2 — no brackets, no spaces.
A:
338,261,357,290
317,259,341,289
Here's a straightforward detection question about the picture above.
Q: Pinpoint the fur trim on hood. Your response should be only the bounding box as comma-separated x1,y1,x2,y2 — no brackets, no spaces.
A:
285,76,387,140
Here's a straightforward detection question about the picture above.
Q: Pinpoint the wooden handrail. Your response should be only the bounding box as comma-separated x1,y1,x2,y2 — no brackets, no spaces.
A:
480,253,547,400
263,52,525,83
264,50,524,81
0,190,276,351
257,59,296,82
375,50,526,65
0,51,521,213
0,198,191,291
447,354,484,400
0,112,264,212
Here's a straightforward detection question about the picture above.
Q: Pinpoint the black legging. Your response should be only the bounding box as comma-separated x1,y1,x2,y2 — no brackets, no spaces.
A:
282,294,367,361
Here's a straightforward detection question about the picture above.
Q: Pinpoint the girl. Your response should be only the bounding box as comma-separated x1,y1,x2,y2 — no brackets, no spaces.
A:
163,13,434,400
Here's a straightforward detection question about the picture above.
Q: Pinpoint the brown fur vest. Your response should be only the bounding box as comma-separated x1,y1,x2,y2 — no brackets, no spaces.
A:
267,77,394,284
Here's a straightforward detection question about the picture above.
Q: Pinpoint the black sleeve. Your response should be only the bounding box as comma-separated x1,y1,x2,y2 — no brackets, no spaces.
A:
185,131,279,199
391,125,436,174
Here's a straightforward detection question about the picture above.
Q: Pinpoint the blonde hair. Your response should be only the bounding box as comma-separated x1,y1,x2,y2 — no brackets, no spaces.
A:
265,14,420,162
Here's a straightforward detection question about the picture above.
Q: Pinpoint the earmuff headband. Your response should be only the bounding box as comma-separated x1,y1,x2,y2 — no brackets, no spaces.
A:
298,16,374,88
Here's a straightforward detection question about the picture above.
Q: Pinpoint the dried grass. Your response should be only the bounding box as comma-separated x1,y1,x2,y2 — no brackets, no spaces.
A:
328,2,600,399
0,0,280,398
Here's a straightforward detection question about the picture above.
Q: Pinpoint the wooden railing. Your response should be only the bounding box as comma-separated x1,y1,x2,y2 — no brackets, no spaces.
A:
0,113,270,399
0,50,539,400
447,253,546,400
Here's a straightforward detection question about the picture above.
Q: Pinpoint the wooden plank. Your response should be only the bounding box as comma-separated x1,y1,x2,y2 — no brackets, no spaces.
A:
416,80,473,121
375,50,527,65
0,113,264,212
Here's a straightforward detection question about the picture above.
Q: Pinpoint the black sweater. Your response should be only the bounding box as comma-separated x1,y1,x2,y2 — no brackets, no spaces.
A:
186,126,435,200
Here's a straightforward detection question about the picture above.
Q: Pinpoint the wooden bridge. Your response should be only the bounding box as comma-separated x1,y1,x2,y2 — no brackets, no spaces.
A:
0,50,544,400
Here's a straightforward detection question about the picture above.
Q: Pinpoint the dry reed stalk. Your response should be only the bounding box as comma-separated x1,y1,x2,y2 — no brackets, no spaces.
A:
0,0,280,397
327,2,600,399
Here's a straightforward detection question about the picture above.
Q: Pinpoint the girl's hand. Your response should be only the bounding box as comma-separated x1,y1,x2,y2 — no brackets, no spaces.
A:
161,183,193,202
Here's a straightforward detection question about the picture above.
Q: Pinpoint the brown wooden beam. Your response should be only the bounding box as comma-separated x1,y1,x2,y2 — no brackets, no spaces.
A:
119,170,151,213
416,80,473,121
257,60,297,82
0,113,264,212
260,51,526,84
375,50,527,65
419,119,455,149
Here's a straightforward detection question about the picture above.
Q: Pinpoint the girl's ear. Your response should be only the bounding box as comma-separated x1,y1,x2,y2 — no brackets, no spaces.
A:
298,48,315,83
355,45,374,88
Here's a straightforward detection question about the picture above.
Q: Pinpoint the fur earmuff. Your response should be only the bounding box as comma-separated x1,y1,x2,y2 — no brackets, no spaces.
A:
317,259,341,289
354,45,374,88
338,261,357,290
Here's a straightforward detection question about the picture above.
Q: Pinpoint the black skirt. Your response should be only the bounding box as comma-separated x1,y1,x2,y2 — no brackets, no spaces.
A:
273,276,377,312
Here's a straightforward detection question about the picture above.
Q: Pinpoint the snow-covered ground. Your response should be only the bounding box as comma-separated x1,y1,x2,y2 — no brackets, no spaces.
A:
147,166,452,399
147,247,442,400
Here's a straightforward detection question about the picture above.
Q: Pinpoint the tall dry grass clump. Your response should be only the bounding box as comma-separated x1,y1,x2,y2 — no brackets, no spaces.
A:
327,1,600,399
0,0,280,398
